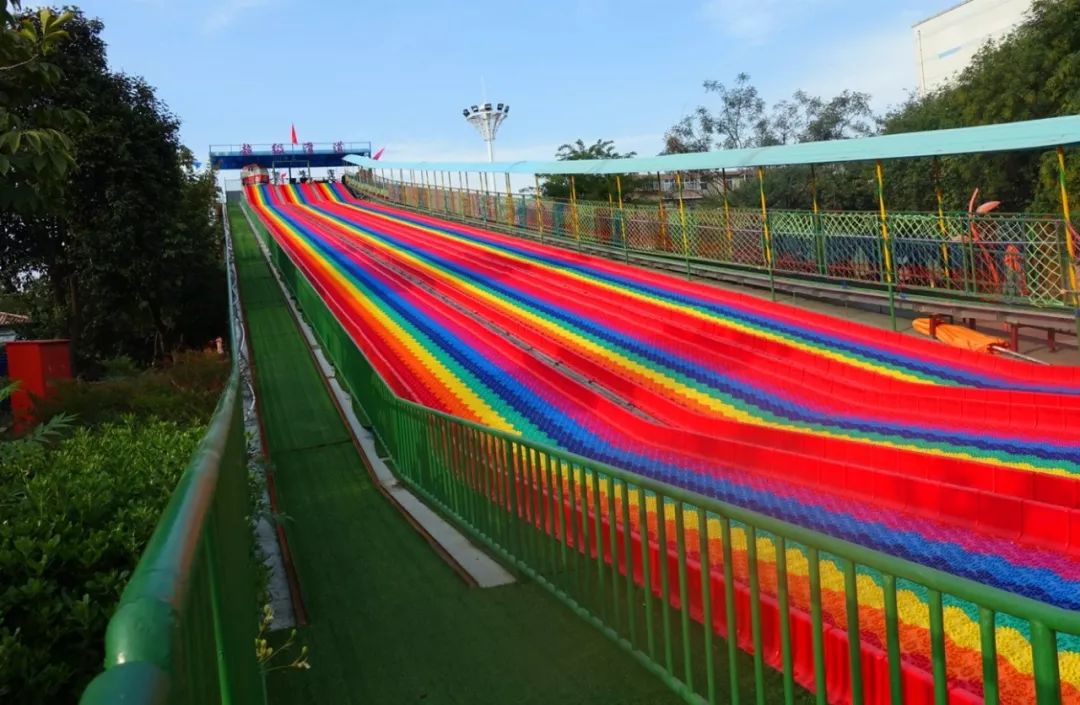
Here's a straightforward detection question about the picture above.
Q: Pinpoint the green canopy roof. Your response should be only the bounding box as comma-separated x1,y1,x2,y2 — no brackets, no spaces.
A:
344,115,1080,175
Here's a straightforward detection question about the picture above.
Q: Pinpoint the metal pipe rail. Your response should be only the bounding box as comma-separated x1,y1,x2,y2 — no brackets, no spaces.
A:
78,205,263,705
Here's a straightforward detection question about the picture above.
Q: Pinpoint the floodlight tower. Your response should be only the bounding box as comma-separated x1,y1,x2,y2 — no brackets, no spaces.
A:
462,102,510,162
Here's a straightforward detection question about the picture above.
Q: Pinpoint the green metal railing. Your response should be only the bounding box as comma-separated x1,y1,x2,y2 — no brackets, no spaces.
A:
345,172,1074,313
79,203,263,705
243,196,1080,705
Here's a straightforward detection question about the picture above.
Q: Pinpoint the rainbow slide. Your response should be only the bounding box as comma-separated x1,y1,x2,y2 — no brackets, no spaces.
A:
245,182,1080,704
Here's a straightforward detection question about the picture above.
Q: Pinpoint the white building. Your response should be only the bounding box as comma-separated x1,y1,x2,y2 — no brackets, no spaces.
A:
912,0,1033,93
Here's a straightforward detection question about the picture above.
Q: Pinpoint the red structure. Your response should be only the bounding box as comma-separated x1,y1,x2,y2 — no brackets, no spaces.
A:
7,340,72,425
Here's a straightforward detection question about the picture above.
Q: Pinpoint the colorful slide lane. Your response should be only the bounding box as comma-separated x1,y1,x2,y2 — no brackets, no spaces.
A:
245,183,1080,704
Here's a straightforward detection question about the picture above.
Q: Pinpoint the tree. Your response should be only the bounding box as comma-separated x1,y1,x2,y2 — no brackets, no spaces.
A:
665,74,881,209
664,73,767,154
540,139,645,201
881,0,1080,212
0,1,82,214
0,8,226,367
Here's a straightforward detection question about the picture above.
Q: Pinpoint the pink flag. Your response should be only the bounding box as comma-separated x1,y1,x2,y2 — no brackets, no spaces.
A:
373,147,385,160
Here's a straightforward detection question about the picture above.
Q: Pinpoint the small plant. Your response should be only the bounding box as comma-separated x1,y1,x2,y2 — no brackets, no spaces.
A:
100,355,139,379
31,350,229,427
254,605,310,674
0,381,71,463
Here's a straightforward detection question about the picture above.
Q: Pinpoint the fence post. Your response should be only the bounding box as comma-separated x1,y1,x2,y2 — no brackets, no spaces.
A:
458,172,465,217
676,172,691,279
1056,146,1080,353
932,158,951,290
811,164,826,275
721,168,734,262
480,171,489,225
535,174,545,244
757,166,777,300
875,159,898,331
464,172,472,219
657,172,667,248
616,174,629,263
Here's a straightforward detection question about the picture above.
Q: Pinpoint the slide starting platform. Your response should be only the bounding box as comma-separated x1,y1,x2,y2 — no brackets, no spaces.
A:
210,141,371,170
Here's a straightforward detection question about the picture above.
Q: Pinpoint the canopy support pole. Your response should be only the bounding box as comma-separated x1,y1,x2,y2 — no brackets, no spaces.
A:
616,175,628,263
676,172,691,279
535,174,545,244
810,165,825,275
570,175,581,250
463,172,471,219
460,169,468,217
1057,146,1080,354
657,172,667,249
875,159,898,331
757,166,776,300
480,171,489,225
505,172,514,228
721,168,733,261
932,158,950,289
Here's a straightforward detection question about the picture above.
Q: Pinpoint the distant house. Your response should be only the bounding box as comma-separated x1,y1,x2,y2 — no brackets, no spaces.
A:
0,312,31,380
0,311,30,344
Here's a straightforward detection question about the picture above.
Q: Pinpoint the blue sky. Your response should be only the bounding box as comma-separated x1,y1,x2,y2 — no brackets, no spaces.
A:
68,0,948,164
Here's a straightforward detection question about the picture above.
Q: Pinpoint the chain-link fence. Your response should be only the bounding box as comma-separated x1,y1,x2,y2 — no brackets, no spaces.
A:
352,173,1075,309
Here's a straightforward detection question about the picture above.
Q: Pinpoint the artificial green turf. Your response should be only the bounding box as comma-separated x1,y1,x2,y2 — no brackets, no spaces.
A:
229,204,684,705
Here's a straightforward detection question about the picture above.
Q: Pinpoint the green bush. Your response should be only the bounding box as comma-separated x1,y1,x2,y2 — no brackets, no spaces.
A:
0,418,205,704
32,350,229,427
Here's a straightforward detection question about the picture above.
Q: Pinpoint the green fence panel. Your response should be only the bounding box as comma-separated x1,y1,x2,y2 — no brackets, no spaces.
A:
79,209,263,705
348,173,1074,310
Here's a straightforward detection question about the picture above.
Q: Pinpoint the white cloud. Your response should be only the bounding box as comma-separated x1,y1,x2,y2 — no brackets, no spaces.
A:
701,0,825,42
202,0,273,35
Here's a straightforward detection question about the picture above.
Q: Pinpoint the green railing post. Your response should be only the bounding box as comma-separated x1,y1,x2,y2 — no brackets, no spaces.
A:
775,536,794,705
747,525,766,705
978,607,1000,705
698,508,717,705
844,560,865,705
1031,620,1062,704
675,502,694,692
929,589,948,705
720,516,740,705
807,548,827,705
883,574,904,705
656,495,675,675
640,489,657,660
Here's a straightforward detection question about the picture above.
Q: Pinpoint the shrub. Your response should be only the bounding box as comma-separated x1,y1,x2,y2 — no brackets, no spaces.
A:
0,419,205,704
32,350,229,427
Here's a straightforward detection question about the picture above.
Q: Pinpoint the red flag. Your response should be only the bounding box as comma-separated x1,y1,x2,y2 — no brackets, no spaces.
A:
290,124,298,145
372,147,385,160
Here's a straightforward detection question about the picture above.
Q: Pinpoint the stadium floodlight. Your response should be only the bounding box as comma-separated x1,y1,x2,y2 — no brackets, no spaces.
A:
462,101,510,162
